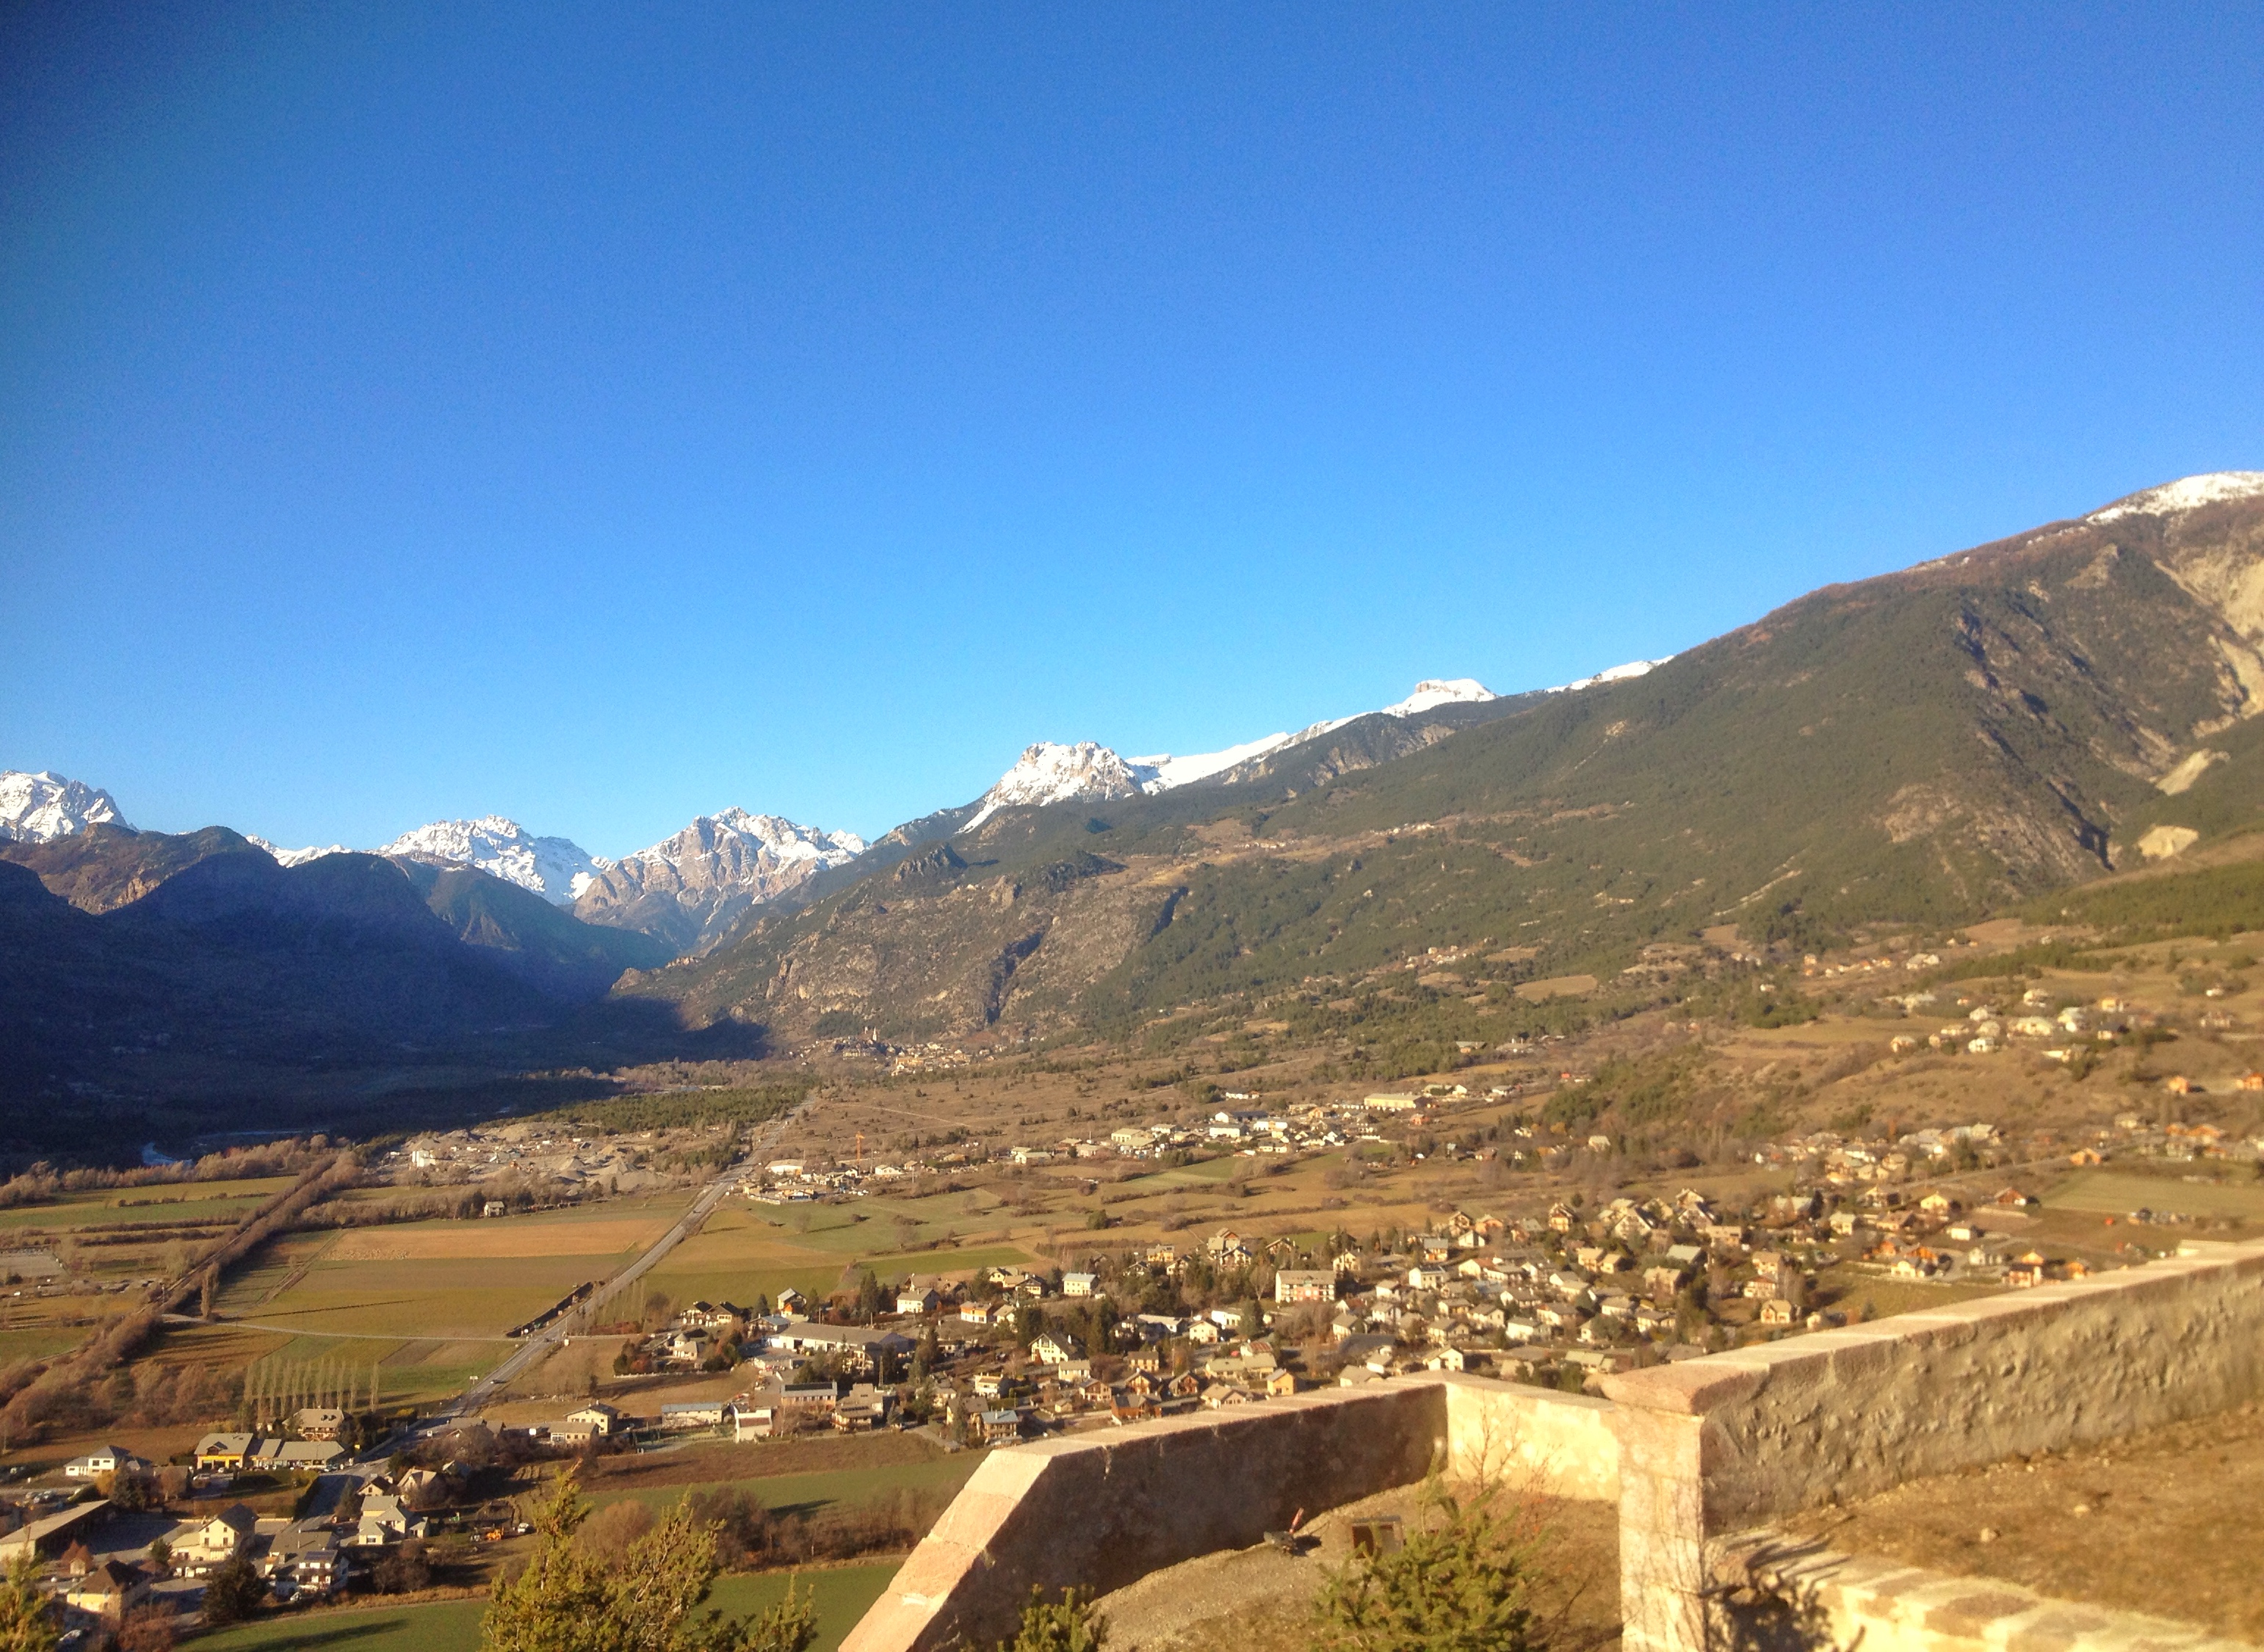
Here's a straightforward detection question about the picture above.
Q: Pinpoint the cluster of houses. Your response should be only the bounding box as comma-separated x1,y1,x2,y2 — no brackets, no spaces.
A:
1884,987,2161,1058
749,1089,1538,1200
383,1122,712,1193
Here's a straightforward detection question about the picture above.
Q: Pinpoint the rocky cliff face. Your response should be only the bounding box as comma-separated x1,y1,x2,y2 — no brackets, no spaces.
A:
574,808,865,955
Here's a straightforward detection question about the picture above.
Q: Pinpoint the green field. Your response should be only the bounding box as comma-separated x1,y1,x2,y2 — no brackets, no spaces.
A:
592,1451,987,1518
641,1198,1035,1310
191,1561,901,1652
150,1192,697,1407
2045,1168,2264,1220
0,1325,90,1363
0,1177,296,1232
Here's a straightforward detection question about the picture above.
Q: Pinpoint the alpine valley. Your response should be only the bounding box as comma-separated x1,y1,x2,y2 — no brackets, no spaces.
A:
6,471,2264,1145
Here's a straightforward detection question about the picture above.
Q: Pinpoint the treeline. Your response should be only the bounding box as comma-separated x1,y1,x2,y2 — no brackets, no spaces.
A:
0,1305,165,1446
527,1082,809,1132
170,1151,364,1312
301,1170,570,1231
0,1136,340,1209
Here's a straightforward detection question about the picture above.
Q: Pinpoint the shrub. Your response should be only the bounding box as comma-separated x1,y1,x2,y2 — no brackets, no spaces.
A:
1312,1483,1536,1652
1001,1588,1106,1652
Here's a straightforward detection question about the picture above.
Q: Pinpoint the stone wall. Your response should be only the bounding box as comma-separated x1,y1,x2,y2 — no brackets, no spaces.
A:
1436,1372,1621,1501
842,1374,1619,1652
845,1239,2264,1652
1601,1239,2264,1652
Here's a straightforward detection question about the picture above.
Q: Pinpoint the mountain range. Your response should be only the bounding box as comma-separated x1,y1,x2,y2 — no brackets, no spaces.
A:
5,470,2263,1124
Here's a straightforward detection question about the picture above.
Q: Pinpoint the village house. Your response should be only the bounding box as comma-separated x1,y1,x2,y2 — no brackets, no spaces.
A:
292,1407,347,1441
176,1504,258,1573
65,1559,150,1622
568,1402,622,1436
1030,1331,1085,1366
264,1521,345,1595
62,1444,143,1480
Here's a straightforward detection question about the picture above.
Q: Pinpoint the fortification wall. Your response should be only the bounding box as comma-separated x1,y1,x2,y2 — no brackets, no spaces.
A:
842,1373,1619,1652
1437,1372,1621,1500
1602,1238,2264,1652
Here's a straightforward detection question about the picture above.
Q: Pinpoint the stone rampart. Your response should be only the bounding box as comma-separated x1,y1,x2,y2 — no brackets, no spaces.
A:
842,1374,1619,1652
1600,1239,2264,1652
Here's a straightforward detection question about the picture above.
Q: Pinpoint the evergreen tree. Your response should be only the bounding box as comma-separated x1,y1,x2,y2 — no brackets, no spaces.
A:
0,1551,58,1652
202,1550,267,1627
1001,1588,1105,1652
481,1468,816,1652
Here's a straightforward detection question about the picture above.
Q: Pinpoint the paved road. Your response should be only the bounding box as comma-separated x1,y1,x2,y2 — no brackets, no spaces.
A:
437,1099,811,1421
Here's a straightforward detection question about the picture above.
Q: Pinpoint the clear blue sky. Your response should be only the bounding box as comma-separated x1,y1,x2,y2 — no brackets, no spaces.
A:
4,5,2260,855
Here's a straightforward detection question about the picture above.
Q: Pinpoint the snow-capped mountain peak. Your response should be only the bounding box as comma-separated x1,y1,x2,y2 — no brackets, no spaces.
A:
617,808,866,880
379,816,611,906
249,836,350,867
962,742,1151,833
571,807,867,950
1380,678,1498,717
0,770,130,841
2088,471,2264,524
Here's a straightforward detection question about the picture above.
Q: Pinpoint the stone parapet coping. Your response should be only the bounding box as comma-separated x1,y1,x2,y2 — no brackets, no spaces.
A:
1718,1530,2259,1652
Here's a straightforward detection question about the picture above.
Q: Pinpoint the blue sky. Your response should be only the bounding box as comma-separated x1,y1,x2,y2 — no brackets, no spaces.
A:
4,4,2260,855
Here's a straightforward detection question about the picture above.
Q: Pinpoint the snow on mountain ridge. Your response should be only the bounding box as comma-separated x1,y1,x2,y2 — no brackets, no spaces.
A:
0,770,129,841
960,678,1513,830
962,743,1150,833
248,836,350,867
1380,678,1498,717
380,816,612,906
2088,471,2264,524
1546,658,1673,694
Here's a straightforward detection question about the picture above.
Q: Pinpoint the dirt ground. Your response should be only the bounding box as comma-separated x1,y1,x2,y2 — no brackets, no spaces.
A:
1781,1400,2264,1642
1094,1482,1619,1652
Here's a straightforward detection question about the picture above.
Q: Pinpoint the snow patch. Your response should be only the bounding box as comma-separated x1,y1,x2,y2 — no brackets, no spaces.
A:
0,770,129,841
2088,471,2264,524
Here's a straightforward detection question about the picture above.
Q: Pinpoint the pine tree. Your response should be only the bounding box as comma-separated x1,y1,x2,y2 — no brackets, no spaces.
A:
0,1551,59,1652
480,1468,816,1652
